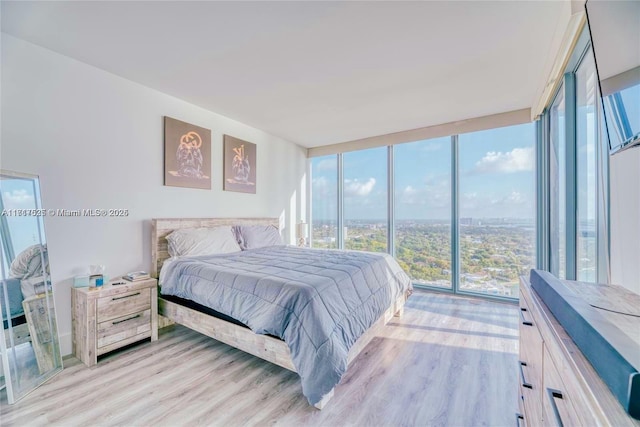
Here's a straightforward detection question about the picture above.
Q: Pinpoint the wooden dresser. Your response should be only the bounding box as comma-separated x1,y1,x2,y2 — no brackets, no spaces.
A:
72,278,158,367
518,277,640,427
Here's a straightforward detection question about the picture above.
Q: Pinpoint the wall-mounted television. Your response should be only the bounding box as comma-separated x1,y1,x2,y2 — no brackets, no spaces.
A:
585,0,640,154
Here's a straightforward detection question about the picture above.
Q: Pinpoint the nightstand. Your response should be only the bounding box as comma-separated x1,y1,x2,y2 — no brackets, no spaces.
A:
72,278,158,367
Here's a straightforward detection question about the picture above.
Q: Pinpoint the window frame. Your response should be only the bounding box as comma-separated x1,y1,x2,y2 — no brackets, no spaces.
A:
539,27,610,284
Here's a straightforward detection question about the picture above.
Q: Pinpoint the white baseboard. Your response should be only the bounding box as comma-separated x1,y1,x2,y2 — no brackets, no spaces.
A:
59,332,72,357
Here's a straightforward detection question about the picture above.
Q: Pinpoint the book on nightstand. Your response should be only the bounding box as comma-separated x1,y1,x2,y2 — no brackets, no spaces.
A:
123,271,150,282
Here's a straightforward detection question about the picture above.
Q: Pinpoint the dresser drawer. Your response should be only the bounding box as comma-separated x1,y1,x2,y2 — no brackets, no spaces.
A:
519,304,543,365
519,287,537,329
97,288,151,322
517,394,527,427
519,287,539,339
97,309,152,350
542,347,581,426
519,287,545,426
519,297,544,389
520,371,543,427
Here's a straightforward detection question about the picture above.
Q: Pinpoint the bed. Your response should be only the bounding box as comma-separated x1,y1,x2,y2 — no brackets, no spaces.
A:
1,278,26,328
152,218,411,409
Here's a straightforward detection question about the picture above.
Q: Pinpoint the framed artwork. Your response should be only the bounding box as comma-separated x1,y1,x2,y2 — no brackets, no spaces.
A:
223,135,256,194
164,116,211,190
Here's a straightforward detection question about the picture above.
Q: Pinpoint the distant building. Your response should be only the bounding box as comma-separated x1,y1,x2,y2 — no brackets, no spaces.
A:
462,273,488,283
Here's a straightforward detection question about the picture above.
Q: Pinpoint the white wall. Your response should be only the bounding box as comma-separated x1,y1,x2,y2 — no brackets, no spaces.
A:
609,148,640,295
1,34,308,355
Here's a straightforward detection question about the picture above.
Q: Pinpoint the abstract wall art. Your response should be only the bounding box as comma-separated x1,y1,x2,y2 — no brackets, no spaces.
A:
223,135,256,194
164,117,211,190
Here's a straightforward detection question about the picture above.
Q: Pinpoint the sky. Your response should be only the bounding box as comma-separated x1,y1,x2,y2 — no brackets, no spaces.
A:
312,122,537,221
606,83,639,149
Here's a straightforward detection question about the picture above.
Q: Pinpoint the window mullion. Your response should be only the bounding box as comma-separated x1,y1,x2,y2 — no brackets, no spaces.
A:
307,158,313,248
388,145,395,257
451,135,460,294
337,153,344,250
536,114,550,271
565,72,578,280
597,92,611,284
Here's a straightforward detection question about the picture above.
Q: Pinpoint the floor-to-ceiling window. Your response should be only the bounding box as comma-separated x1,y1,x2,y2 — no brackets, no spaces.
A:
541,30,609,284
309,122,536,301
458,124,536,297
343,147,388,253
311,155,338,249
575,49,598,282
394,137,452,289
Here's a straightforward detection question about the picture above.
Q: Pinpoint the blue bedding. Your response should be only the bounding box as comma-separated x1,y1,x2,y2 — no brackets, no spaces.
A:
1,278,25,322
160,246,412,405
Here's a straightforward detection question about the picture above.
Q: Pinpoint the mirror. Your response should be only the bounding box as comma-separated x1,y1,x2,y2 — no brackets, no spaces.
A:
0,170,62,403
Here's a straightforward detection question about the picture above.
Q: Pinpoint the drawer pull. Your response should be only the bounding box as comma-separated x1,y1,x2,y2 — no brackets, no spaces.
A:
112,314,141,325
516,413,525,427
112,292,141,301
519,361,533,389
546,388,564,427
520,307,533,326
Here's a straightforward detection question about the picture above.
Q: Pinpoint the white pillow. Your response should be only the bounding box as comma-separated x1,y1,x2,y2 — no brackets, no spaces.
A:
233,225,284,250
10,244,48,279
166,226,241,257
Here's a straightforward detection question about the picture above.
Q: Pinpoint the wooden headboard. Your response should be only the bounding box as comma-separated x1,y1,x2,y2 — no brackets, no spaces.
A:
151,217,280,278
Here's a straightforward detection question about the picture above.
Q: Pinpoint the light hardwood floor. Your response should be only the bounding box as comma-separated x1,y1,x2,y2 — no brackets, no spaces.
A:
0,291,519,426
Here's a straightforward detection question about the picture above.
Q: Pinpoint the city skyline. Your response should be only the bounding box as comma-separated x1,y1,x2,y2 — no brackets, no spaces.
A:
311,221,536,298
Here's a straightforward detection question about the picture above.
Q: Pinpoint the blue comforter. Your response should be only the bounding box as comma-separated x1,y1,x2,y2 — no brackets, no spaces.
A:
160,246,412,405
1,278,24,322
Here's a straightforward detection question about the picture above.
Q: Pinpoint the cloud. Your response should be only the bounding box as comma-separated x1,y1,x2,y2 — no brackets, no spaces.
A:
315,177,377,198
507,191,524,204
490,191,526,206
473,147,534,174
420,141,444,152
315,158,336,171
312,176,327,188
460,189,534,218
398,185,424,206
403,185,417,196
3,190,35,208
312,176,336,198
396,179,451,209
344,178,376,197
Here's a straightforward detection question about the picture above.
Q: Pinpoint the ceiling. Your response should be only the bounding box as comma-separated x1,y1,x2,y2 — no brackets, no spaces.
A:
586,0,640,80
2,1,565,148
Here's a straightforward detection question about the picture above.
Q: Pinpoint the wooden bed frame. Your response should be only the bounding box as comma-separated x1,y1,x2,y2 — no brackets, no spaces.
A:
151,217,407,409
